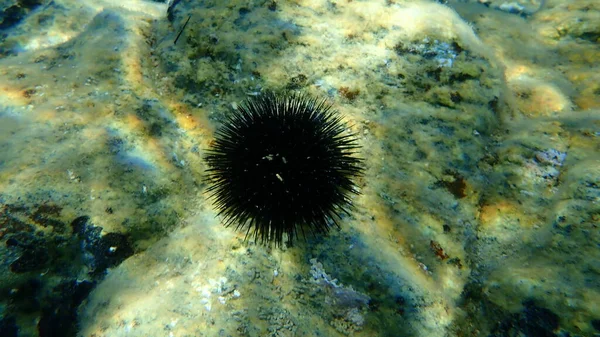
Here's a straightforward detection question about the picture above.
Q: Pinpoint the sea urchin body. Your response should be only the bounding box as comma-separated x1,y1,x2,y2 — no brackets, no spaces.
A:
205,92,362,246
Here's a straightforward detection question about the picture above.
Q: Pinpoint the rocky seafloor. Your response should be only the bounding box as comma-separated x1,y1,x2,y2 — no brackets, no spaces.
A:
0,0,598,336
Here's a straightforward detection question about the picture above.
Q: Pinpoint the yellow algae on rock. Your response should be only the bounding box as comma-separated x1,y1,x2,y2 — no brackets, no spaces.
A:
509,76,573,116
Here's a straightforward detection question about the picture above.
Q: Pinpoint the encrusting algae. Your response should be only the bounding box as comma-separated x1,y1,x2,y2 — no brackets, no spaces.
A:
0,0,598,336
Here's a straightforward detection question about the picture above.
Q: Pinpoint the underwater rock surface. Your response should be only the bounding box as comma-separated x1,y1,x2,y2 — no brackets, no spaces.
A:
0,0,598,336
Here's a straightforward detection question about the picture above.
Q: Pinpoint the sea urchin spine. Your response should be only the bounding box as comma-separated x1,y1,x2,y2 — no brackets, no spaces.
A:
205,92,362,246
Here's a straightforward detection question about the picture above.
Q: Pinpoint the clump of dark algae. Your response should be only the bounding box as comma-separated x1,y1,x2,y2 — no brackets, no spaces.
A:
205,92,363,246
0,204,134,337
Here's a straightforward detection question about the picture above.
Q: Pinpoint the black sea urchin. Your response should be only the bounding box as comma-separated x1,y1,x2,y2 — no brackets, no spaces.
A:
205,92,362,246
